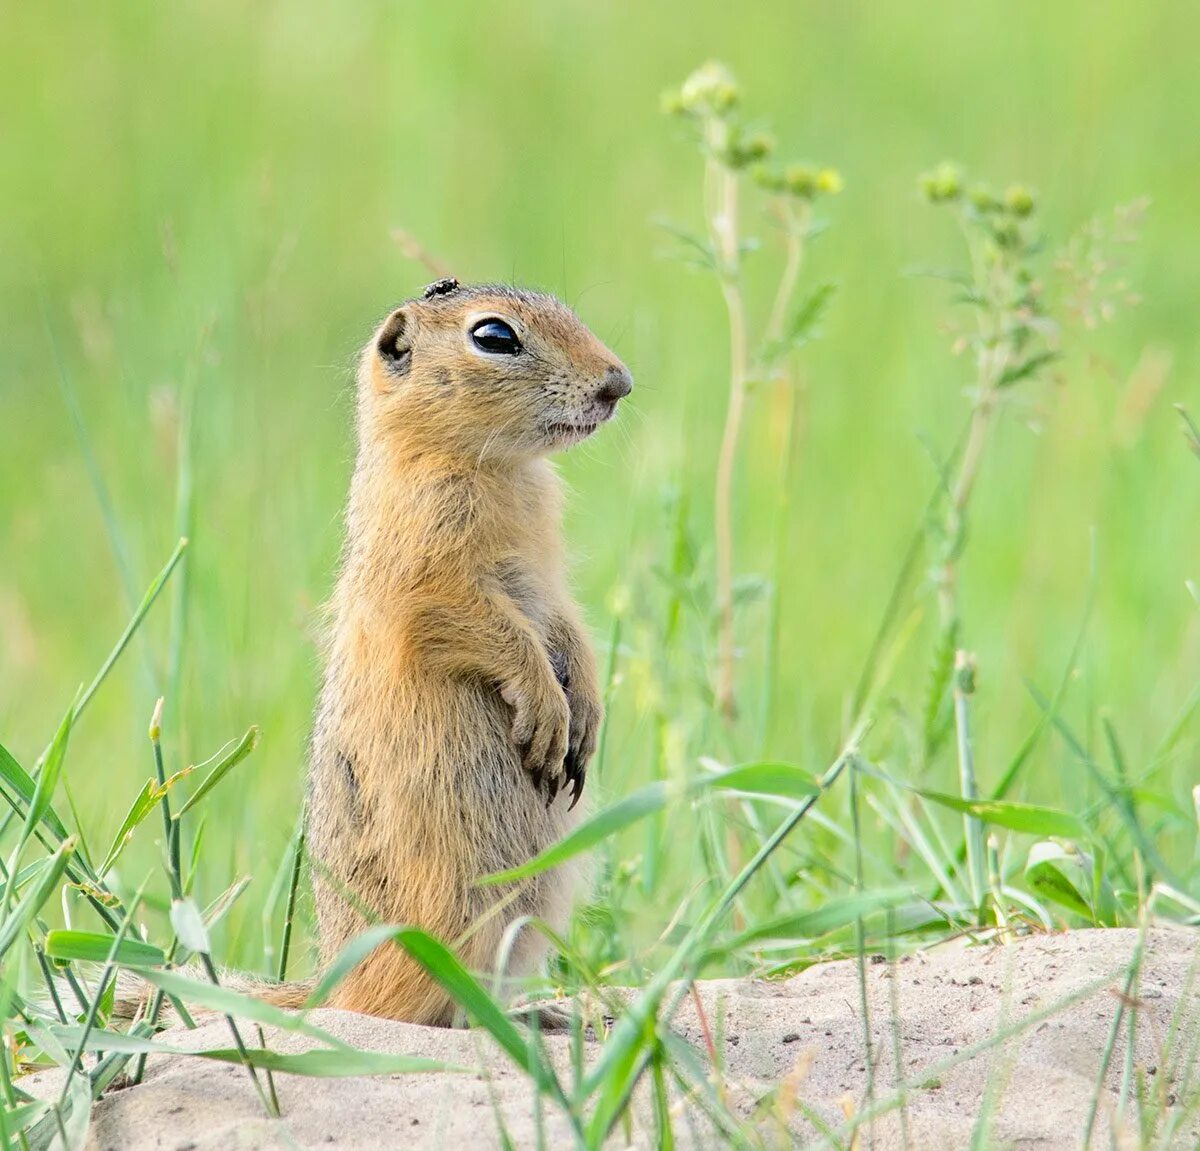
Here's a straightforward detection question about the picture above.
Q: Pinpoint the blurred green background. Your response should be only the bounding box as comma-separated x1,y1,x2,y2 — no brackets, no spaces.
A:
2,3,1197,961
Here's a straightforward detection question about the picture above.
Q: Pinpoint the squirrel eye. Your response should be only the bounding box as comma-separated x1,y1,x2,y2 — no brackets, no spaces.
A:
469,318,522,356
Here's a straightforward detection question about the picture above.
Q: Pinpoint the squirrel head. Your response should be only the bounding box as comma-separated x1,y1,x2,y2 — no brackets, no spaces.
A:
359,281,633,463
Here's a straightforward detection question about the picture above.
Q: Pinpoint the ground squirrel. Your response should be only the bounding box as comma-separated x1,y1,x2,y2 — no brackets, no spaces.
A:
300,279,632,1024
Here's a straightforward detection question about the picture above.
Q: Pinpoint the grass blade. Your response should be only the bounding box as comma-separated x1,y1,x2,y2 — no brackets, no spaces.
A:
44,930,165,968
173,727,260,818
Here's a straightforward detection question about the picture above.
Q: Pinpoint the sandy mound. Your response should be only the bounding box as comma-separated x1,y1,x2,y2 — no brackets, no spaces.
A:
24,928,1200,1149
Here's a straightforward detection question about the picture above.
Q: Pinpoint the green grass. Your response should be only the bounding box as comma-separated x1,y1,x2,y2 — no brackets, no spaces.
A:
2,4,1199,1148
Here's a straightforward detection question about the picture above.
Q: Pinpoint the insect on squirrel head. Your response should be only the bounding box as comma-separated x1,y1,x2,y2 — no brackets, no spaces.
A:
360,280,633,461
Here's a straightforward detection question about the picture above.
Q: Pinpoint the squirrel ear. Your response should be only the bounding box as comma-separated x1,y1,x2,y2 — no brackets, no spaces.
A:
376,307,412,377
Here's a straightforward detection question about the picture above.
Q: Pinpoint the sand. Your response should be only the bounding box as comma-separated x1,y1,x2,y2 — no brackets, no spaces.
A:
22,927,1200,1149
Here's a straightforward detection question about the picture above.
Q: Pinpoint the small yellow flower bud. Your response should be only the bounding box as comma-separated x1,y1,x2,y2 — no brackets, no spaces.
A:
816,168,844,195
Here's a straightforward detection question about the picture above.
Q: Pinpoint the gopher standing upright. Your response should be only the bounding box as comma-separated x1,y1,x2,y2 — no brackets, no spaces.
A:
306,279,632,1025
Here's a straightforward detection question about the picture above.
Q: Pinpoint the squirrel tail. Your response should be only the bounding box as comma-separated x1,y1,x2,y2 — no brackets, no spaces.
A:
112,968,317,1023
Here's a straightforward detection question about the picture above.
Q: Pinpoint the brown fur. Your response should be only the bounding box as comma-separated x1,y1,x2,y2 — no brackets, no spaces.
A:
296,282,632,1024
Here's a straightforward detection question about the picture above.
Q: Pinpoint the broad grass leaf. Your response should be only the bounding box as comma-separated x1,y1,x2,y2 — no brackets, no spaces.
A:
170,898,211,954
389,926,544,1082
139,969,359,1048
698,761,820,799
174,726,259,818
1025,842,1091,920
0,740,70,843
45,930,165,968
916,789,1086,839
2,1100,48,1130
305,923,402,1008
482,764,820,886
479,782,672,885
0,839,75,960
721,888,915,952
51,1026,461,1076
97,779,158,877
20,704,73,852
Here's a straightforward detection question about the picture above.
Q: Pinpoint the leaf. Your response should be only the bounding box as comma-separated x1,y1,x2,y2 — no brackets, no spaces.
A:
997,350,1059,388
50,1026,462,1076
1177,404,1200,458
721,888,915,951
1,1100,48,1130
20,703,73,852
310,925,548,1084
0,740,70,843
479,781,673,885
174,726,259,817
762,283,837,363
922,619,958,761
97,779,158,877
138,969,364,1049
482,763,823,886
305,923,404,1008
786,283,837,344
0,839,75,961
731,574,770,607
44,930,166,968
915,790,1087,839
1025,842,1091,919
651,216,717,270
901,264,972,288
697,760,821,799
393,927,545,1082
170,898,211,954
60,1068,93,1151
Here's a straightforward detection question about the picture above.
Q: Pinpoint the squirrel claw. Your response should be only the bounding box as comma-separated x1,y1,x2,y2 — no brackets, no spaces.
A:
562,746,586,810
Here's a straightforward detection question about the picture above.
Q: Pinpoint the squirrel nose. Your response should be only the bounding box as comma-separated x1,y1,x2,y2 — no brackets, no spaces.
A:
595,365,633,405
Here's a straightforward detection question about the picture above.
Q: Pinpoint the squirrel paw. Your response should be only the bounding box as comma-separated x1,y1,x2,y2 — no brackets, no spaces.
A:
562,692,602,810
503,673,569,794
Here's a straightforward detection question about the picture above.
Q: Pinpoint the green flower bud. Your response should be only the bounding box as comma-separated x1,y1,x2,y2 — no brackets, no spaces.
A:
991,217,1020,248
920,162,963,203
785,163,816,198
752,163,786,193
969,185,999,212
1004,184,1035,217
741,129,775,163
934,162,962,200
712,80,739,114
